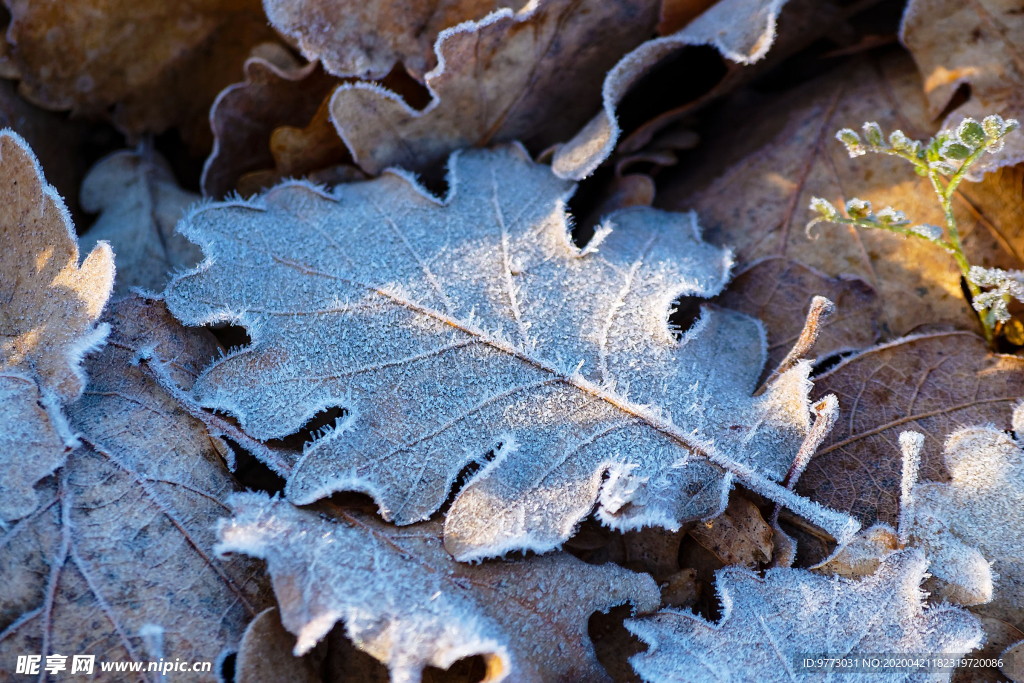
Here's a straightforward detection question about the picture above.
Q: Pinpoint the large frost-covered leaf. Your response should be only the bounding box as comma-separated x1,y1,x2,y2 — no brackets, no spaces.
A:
216,492,661,683
166,145,859,560
0,130,114,521
627,549,984,683
0,296,271,681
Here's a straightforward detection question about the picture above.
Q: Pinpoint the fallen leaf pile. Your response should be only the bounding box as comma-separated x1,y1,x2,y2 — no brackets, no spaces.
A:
2,1,1024,682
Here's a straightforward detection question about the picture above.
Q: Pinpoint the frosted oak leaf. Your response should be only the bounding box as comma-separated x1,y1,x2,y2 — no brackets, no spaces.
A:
216,492,661,683
165,145,859,561
627,549,983,683
0,130,114,522
902,405,1024,624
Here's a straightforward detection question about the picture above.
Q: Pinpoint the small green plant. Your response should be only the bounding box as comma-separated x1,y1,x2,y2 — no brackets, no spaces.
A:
807,115,1020,345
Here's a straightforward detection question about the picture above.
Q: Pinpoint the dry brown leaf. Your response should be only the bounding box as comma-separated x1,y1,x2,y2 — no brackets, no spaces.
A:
552,0,791,179
203,43,344,198
235,95,363,197
263,0,526,81
267,101,354,176
0,0,277,145
715,257,880,370
216,493,661,683
813,523,900,579
622,526,689,582
797,331,1024,528
615,0,850,164
656,0,719,35
322,627,391,683
952,618,1024,683
563,517,617,553
80,148,203,296
576,173,656,237
329,0,659,177
0,295,271,681
0,130,114,522
589,605,647,683
688,493,773,566
663,53,1024,337
901,0,1024,177
659,568,699,609
768,519,797,568
236,608,323,683
678,532,725,583
0,79,108,222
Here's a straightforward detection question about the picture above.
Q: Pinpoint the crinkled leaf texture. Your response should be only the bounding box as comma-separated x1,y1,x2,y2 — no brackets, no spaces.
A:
329,0,658,177
0,129,114,521
262,0,523,80
166,145,858,561
553,0,789,179
0,296,270,682
627,549,984,683
905,405,1024,623
799,331,1024,528
216,492,661,683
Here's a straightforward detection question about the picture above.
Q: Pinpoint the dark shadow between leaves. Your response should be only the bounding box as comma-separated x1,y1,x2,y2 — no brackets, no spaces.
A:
206,322,252,353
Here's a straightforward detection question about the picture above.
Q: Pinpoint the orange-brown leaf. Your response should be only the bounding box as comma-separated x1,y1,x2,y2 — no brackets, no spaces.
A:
1,0,277,145
688,494,773,566
203,44,345,198
902,0,1024,176
798,331,1024,527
